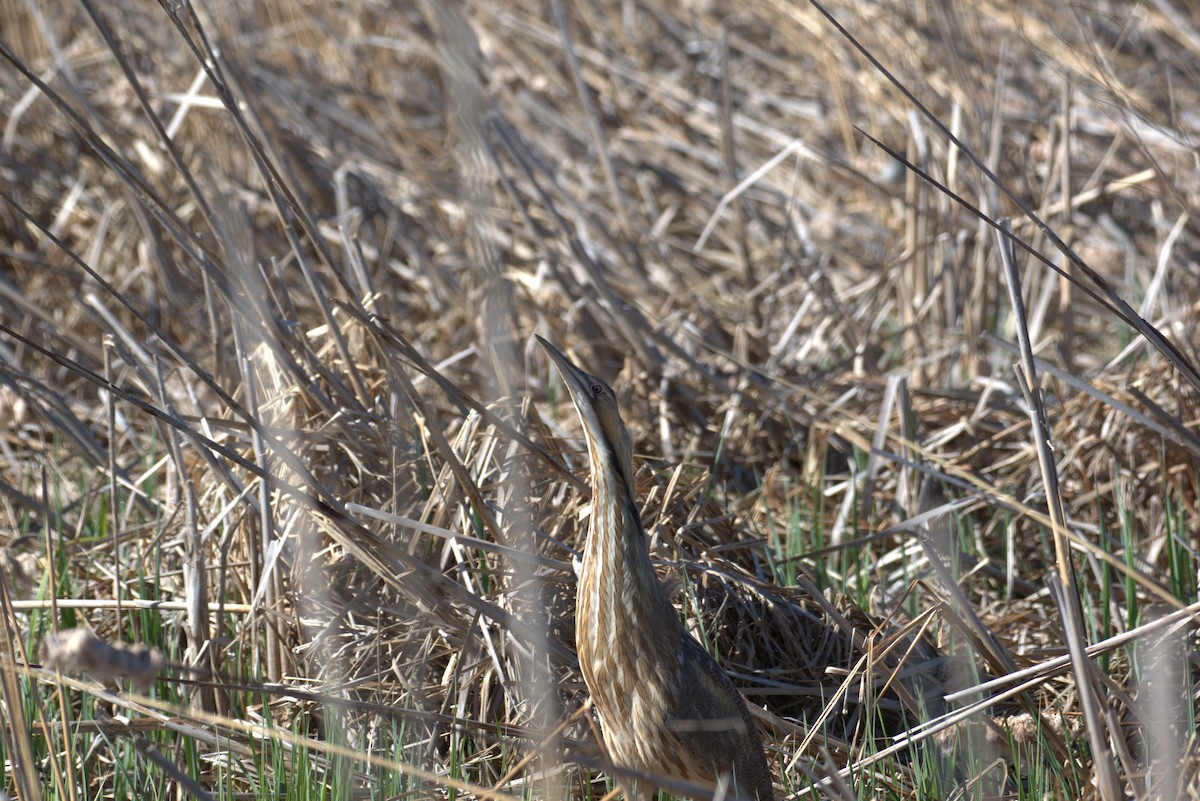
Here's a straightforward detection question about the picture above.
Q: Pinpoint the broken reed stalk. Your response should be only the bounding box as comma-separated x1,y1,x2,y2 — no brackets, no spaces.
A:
994,218,1121,801
0,566,41,801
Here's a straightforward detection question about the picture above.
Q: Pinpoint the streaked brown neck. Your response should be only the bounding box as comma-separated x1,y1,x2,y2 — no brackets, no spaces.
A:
577,441,681,663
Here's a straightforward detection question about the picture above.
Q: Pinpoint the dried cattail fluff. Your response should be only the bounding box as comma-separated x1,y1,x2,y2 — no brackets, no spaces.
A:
0,542,39,598
41,628,166,691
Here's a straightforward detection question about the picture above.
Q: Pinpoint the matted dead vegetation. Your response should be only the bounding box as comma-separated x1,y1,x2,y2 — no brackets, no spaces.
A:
1,0,1199,799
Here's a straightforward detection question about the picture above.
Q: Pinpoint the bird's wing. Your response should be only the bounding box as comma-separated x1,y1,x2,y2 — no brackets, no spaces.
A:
664,634,772,800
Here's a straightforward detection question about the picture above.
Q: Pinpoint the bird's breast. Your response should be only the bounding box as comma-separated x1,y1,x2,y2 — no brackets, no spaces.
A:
576,554,683,741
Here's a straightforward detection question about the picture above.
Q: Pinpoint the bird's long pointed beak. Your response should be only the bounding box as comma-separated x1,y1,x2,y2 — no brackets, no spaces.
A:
536,335,594,406
537,335,638,499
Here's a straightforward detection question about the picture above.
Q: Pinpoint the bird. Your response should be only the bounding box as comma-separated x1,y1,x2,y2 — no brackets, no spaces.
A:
536,336,773,801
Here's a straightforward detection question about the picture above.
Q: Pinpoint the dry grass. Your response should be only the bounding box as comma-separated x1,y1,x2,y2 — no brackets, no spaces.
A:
1,0,1199,799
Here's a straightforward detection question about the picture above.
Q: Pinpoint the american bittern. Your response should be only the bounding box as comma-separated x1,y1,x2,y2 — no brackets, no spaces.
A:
537,336,773,801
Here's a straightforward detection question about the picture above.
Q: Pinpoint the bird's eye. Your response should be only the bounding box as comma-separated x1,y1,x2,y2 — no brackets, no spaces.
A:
590,383,604,396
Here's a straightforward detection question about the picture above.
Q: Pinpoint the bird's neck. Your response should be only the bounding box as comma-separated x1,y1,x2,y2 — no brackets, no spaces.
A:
580,456,680,639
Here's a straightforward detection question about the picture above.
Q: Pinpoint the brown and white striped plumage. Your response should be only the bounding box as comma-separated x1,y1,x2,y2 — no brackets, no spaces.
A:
538,336,772,801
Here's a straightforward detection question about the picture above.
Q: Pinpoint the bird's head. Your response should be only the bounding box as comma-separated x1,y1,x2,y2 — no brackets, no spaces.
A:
536,336,636,496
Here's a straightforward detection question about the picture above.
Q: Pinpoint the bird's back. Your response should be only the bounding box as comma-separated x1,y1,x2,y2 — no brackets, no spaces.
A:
581,614,773,801
666,634,773,801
